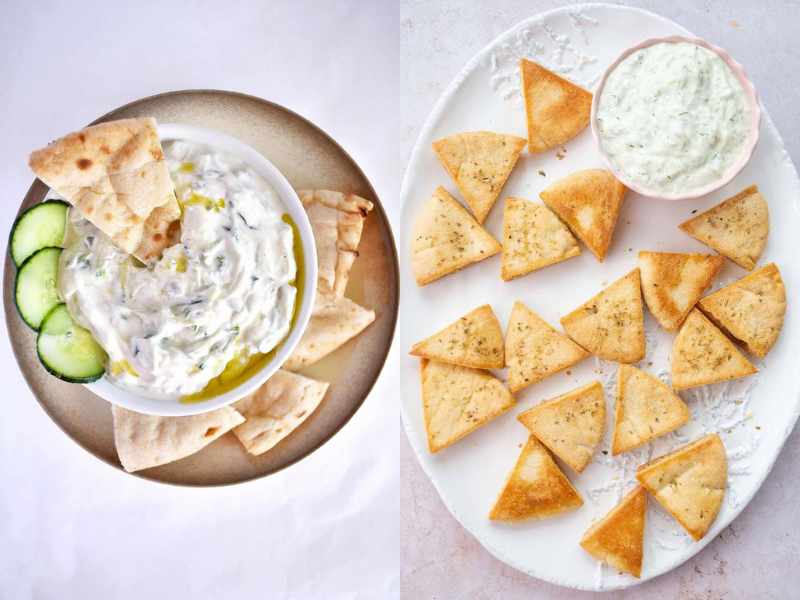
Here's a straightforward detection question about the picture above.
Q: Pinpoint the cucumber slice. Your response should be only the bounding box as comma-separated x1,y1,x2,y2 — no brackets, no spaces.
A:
15,247,63,330
10,200,68,266
36,304,107,383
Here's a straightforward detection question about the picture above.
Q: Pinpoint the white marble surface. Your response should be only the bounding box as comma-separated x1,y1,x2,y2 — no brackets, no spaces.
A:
400,1,800,597
0,2,398,598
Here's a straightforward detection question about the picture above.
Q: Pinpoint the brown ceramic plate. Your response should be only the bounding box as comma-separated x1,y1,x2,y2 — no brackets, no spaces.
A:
4,90,399,486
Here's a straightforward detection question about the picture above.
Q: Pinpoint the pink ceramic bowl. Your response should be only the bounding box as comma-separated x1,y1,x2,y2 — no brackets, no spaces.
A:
590,36,761,201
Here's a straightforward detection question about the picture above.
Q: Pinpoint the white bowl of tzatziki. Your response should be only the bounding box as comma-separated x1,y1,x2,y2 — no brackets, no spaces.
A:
592,36,761,200
58,124,317,416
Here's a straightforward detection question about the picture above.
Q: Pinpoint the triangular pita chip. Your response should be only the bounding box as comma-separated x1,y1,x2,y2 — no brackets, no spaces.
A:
580,486,647,578
520,59,592,153
233,369,329,456
421,359,515,453
636,433,727,540
284,294,375,371
540,169,626,261
560,269,645,363
411,187,501,286
29,117,180,263
612,365,690,455
298,189,373,297
671,309,757,391
501,197,580,280
432,131,526,223
112,404,244,473
489,436,583,521
698,263,786,358
505,301,589,393
639,251,724,332
410,304,504,369
517,381,605,473
679,185,769,270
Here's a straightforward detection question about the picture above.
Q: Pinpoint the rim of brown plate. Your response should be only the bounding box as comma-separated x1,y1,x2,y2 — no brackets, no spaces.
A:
5,89,400,488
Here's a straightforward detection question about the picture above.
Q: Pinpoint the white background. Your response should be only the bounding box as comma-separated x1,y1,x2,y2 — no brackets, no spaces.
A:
401,0,800,598
0,2,398,599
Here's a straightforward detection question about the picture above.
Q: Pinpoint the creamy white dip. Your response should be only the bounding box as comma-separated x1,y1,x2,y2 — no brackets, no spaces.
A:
59,141,297,399
597,41,751,194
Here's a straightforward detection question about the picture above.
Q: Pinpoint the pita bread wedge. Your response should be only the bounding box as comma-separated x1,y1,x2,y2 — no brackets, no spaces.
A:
233,370,329,456
612,365,690,455
560,269,646,363
517,381,605,473
501,197,580,280
679,185,769,270
520,59,593,153
505,301,589,393
636,433,727,540
580,486,647,578
698,263,786,358
29,117,180,263
112,405,244,473
639,251,724,332
284,294,375,371
421,359,515,453
540,169,626,261
432,131,526,223
298,189,373,297
410,304,504,369
671,309,757,391
489,436,583,521
411,187,502,286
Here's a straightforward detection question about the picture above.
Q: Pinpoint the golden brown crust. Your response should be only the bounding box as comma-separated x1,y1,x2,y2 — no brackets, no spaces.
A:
411,187,501,286
560,269,645,363
517,381,605,473
671,309,757,391
539,169,626,261
580,486,647,577
698,263,786,358
432,131,526,223
410,304,504,368
489,436,583,521
636,434,727,541
520,59,593,153
679,184,769,270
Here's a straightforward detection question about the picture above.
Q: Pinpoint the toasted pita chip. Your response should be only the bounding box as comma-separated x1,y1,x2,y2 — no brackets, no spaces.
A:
501,197,580,280
284,294,375,371
29,117,180,263
520,59,593,153
636,433,727,540
612,365,689,455
489,436,583,521
233,369,329,456
298,189,373,297
561,269,645,363
580,486,647,578
517,381,605,473
671,309,757,391
111,405,244,473
410,304,504,369
411,187,501,285
421,359,515,453
432,131,526,223
679,185,769,270
540,169,626,261
505,301,589,393
698,263,786,358
639,251,724,332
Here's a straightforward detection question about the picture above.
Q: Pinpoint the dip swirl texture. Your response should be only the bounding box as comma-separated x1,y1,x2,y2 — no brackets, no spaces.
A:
59,141,297,399
597,42,751,195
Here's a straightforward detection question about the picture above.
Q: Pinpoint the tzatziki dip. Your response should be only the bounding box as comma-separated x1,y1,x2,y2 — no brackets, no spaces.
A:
59,140,297,400
596,41,752,195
